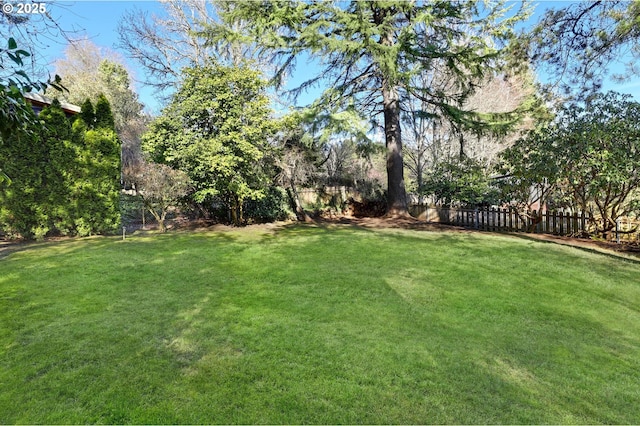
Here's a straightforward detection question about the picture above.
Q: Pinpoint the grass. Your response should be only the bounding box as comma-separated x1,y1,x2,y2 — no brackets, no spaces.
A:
1,224,639,424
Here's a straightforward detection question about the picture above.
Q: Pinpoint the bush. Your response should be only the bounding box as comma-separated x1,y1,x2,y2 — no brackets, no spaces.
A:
244,186,292,223
422,159,499,208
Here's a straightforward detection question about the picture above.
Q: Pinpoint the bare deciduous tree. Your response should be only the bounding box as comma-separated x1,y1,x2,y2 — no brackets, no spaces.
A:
460,71,538,166
277,147,316,222
0,1,77,80
402,69,538,204
117,0,268,100
125,161,191,232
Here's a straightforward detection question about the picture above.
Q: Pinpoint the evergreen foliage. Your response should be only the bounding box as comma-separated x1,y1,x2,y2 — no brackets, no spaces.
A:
80,98,95,128
421,159,499,208
243,186,291,223
499,91,640,238
94,93,116,130
55,42,144,135
142,61,277,225
0,97,121,239
0,113,52,239
1,37,64,183
214,1,530,215
529,1,640,95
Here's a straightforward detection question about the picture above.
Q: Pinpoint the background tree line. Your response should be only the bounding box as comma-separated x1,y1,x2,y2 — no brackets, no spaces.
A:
2,0,640,239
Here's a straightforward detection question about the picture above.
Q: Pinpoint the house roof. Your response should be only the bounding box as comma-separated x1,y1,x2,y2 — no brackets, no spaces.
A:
23,92,81,115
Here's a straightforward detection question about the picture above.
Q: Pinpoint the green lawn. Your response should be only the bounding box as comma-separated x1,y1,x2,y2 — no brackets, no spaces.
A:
1,224,639,424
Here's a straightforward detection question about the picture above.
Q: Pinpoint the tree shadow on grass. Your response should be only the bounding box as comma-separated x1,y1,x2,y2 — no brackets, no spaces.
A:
382,263,640,424
3,222,640,423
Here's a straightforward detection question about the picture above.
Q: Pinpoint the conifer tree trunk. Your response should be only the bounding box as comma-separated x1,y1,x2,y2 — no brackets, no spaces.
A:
382,80,409,216
379,14,408,217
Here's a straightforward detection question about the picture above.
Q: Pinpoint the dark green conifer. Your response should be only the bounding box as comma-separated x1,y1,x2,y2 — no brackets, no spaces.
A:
80,98,95,128
94,94,115,130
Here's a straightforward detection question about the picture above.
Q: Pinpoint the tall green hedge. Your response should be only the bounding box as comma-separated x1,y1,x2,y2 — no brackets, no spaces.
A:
0,96,121,239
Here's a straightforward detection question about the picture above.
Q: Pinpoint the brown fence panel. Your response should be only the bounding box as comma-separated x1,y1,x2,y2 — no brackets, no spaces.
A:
410,206,639,242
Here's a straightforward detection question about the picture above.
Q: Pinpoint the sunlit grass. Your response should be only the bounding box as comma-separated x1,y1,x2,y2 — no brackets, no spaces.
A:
1,225,639,423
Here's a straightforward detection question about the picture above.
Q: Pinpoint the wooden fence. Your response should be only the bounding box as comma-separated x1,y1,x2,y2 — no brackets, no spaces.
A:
298,186,356,206
409,206,640,242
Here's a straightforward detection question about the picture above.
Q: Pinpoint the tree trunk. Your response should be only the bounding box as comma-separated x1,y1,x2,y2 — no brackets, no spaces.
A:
287,185,312,222
146,206,166,232
376,7,409,218
230,195,242,226
382,80,409,217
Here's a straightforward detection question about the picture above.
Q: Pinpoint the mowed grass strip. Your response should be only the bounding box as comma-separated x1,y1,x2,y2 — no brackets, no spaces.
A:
1,225,639,424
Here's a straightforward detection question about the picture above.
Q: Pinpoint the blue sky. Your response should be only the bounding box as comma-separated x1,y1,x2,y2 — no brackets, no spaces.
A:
36,0,640,114
42,1,164,112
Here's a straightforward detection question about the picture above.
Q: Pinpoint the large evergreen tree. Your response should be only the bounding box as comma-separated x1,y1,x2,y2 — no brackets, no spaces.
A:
215,0,529,216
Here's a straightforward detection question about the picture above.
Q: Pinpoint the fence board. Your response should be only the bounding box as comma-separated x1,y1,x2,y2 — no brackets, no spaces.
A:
409,206,639,242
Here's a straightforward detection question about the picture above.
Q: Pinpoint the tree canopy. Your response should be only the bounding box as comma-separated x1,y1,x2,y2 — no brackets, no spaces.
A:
529,1,640,95
215,0,530,215
499,91,640,237
142,60,277,225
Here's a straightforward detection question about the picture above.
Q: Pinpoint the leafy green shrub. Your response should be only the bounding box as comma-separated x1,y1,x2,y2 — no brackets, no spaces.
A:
244,186,292,223
422,159,499,208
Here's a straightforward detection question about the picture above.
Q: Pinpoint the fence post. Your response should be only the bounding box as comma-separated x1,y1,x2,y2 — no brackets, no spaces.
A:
490,207,495,232
474,208,479,230
616,218,621,244
502,208,506,231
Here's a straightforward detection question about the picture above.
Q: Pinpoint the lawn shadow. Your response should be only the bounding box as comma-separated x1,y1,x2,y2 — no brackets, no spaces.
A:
0,240,35,261
3,221,640,424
